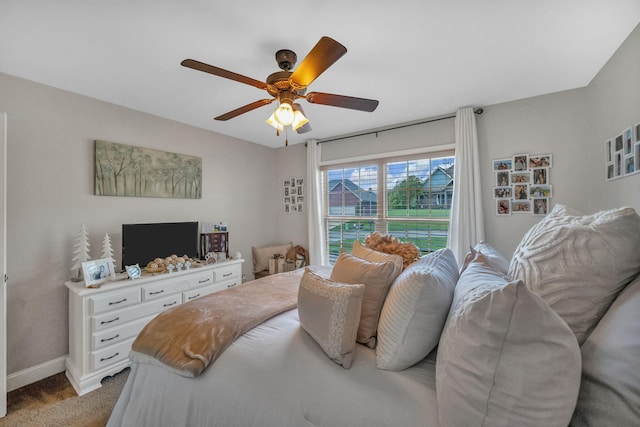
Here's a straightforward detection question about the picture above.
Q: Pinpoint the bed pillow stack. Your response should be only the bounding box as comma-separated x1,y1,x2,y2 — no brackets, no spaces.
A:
436,251,581,427
376,248,458,371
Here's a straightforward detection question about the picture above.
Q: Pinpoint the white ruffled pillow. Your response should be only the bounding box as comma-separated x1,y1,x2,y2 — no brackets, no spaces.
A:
376,248,458,371
508,204,640,344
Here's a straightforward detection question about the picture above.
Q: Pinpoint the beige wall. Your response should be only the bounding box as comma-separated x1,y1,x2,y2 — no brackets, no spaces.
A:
0,72,282,374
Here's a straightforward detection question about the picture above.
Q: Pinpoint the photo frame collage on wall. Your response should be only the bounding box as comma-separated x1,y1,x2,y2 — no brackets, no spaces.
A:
605,122,640,180
284,177,304,214
493,154,553,216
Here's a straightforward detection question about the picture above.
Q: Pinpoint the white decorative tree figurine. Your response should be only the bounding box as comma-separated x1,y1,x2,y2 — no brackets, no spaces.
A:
101,233,116,275
70,224,90,281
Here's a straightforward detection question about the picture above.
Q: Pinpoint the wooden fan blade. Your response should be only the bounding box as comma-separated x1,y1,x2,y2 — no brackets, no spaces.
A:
181,59,268,90
289,37,347,89
305,92,379,112
214,99,274,121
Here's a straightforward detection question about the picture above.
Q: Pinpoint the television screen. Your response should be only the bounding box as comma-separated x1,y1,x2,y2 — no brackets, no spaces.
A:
122,222,199,270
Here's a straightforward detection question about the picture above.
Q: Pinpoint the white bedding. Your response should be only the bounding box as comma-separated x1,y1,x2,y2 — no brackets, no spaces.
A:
107,308,438,427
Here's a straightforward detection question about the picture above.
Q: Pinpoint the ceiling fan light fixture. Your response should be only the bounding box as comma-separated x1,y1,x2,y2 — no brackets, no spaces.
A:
273,102,295,126
266,111,284,131
291,104,309,131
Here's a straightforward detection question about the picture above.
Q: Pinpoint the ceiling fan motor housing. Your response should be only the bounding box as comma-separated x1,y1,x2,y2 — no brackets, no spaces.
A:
275,49,297,71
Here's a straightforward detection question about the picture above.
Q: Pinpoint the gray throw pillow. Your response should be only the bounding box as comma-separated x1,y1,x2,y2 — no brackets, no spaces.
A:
436,252,581,427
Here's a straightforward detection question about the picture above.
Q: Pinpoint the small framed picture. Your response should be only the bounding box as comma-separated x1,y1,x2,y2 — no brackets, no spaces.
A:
496,171,510,186
496,199,511,216
532,168,548,185
512,200,531,213
615,134,624,152
82,258,116,287
494,187,512,199
635,123,640,142
492,159,512,171
514,184,529,200
624,128,633,154
532,198,549,216
513,154,528,171
511,171,531,184
529,185,552,198
529,154,552,168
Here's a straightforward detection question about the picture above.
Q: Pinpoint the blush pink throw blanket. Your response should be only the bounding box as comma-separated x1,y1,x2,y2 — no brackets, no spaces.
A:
131,269,303,377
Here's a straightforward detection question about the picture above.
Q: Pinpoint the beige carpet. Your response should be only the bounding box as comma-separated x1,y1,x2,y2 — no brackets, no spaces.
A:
0,368,129,427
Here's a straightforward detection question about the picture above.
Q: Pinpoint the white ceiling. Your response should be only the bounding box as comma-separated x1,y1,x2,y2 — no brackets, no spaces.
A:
1,1,639,148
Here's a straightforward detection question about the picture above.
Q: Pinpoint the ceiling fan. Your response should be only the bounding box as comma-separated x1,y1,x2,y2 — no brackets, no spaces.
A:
181,36,379,144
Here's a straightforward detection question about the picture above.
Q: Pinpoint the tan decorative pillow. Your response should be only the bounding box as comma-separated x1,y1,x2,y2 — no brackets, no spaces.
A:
330,252,396,347
352,240,403,282
508,204,640,344
298,268,365,369
251,242,293,273
363,232,421,269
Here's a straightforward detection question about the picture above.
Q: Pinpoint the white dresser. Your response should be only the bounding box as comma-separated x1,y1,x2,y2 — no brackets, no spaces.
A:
65,259,244,396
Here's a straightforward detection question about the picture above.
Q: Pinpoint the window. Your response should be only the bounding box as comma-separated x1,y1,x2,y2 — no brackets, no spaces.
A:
324,151,454,263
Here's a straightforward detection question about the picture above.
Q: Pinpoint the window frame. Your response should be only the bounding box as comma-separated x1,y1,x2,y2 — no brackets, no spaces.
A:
321,148,455,263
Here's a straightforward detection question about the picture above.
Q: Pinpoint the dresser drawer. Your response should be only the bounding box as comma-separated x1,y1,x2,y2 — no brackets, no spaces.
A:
91,337,135,371
92,315,155,350
182,278,235,303
89,288,141,315
213,264,240,282
92,294,181,332
141,271,214,301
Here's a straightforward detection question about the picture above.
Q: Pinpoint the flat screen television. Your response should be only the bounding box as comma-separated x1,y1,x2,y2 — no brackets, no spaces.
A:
121,221,199,271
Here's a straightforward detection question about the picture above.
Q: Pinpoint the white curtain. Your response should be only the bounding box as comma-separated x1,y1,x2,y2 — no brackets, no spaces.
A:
306,140,327,265
448,107,485,266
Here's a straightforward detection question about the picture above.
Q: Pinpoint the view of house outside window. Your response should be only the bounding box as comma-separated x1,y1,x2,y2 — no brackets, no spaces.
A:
324,153,455,263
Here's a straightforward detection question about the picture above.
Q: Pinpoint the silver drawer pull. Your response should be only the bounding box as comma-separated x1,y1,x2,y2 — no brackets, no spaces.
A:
109,298,127,306
227,282,237,288
100,317,120,325
101,334,120,343
223,272,232,277
100,352,119,362
149,290,164,295
198,278,210,284
163,301,178,307
188,294,200,300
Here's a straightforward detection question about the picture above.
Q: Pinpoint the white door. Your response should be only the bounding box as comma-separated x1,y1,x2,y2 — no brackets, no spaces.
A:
0,113,6,417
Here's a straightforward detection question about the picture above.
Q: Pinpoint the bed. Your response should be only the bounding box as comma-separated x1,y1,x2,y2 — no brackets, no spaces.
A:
108,205,640,427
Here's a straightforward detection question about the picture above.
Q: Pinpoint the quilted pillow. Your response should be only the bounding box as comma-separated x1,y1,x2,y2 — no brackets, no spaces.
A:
376,248,458,371
351,240,404,282
571,273,640,426
436,252,581,427
251,242,293,273
298,268,365,369
508,204,640,344
330,252,396,348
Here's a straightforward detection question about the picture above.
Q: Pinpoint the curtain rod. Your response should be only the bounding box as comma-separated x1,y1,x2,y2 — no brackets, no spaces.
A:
316,107,484,145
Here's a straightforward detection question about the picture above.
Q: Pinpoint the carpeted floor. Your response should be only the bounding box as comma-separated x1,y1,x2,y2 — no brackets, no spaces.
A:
0,368,129,427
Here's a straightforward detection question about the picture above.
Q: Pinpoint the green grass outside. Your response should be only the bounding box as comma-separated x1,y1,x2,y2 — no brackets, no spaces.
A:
326,209,451,261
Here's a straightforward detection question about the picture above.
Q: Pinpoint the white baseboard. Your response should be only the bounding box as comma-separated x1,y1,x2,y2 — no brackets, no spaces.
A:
7,355,67,392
